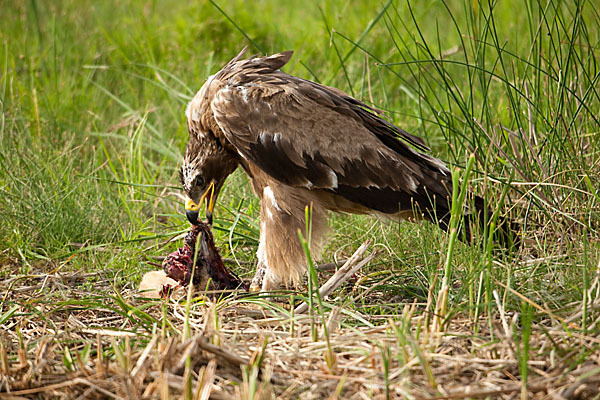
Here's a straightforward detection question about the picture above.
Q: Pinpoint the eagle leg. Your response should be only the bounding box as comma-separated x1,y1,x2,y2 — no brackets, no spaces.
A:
249,260,266,292
254,185,329,292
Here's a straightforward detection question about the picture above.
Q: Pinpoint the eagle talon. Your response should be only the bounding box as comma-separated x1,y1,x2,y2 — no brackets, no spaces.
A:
249,283,261,293
250,261,267,292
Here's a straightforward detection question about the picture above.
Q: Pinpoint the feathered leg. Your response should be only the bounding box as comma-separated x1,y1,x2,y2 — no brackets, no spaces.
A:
250,185,328,292
249,227,268,292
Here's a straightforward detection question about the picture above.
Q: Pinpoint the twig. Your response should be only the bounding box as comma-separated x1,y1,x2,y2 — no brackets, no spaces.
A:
81,329,139,338
316,259,348,272
0,377,117,398
295,240,375,314
145,261,162,268
195,336,249,367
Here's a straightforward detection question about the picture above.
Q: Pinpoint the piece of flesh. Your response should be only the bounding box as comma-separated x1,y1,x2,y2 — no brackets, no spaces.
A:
162,222,247,294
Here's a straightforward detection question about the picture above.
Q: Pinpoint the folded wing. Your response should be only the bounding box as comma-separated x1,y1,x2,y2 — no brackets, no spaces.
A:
210,52,453,217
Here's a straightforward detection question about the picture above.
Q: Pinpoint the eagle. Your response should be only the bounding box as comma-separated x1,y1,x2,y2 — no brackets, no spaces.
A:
180,48,512,292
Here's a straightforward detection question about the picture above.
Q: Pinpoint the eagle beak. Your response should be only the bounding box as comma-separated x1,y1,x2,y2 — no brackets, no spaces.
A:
205,182,216,225
184,182,216,225
185,198,200,225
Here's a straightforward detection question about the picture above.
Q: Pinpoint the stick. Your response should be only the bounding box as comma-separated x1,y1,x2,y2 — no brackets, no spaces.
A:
295,240,374,314
1,378,117,398
195,337,249,367
316,259,348,272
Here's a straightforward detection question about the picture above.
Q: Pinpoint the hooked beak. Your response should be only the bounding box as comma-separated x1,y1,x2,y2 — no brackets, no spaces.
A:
185,182,216,225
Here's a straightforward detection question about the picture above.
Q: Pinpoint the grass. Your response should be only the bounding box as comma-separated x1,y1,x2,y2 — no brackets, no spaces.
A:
1,0,600,398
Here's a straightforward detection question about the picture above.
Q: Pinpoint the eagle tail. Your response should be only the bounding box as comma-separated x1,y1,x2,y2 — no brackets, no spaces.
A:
427,195,520,250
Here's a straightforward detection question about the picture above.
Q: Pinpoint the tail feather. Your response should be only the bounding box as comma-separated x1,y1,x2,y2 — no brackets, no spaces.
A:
427,195,520,249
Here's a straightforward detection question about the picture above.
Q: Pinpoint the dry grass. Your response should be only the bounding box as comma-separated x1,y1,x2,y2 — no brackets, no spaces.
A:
2,262,599,400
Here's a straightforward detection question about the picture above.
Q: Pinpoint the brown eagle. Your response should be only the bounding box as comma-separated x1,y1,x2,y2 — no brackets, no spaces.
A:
181,49,509,292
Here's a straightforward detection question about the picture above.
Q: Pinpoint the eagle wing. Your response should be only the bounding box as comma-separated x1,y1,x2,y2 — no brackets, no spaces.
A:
210,52,452,215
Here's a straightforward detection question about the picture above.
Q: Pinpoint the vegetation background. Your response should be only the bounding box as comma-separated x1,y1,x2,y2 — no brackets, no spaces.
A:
1,0,599,398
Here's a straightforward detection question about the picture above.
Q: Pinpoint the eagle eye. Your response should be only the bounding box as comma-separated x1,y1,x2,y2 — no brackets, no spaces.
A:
195,176,205,187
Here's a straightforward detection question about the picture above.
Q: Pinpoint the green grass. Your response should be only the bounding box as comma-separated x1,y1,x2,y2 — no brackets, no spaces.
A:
1,0,600,397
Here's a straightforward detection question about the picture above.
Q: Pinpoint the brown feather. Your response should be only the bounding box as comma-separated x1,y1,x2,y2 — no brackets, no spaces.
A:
182,49,518,291
208,54,452,218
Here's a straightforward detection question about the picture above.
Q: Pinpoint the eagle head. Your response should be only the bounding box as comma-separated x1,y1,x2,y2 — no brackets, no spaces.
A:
180,134,238,225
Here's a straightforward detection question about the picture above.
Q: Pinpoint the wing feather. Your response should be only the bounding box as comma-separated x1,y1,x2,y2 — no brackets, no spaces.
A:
210,54,452,214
